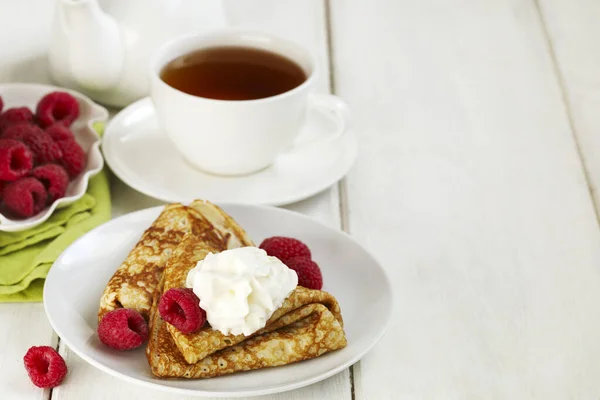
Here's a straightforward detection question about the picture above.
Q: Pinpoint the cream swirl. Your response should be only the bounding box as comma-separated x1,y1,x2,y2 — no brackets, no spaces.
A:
185,247,297,336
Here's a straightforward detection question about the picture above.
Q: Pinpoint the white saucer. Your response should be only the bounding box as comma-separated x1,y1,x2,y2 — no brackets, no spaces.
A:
44,204,392,398
102,98,357,205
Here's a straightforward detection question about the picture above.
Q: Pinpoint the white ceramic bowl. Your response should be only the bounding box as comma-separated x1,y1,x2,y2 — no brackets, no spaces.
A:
0,83,108,232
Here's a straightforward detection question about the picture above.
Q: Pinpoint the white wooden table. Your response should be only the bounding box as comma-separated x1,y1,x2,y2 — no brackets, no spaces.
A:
3,0,600,398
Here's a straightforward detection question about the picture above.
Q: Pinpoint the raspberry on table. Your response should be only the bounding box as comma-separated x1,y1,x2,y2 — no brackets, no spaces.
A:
285,257,323,290
0,138,33,181
36,91,80,128
46,123,74,143
97,308,149,350
33,164,69,203
3,124,63,165
23,346,68,388
159,288,206,334
56,139,86,178
0,107,34,133
3,177,47,218
259,236,312,264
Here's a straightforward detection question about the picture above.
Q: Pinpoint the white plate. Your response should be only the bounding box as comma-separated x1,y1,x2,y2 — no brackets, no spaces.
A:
102,98,357,206
44,204,392,398
0,83,108,232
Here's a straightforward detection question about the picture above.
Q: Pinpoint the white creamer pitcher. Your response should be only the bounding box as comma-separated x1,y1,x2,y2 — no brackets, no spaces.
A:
48,0,227,107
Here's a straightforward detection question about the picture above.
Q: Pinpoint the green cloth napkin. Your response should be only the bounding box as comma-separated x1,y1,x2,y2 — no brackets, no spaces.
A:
0,124,111,302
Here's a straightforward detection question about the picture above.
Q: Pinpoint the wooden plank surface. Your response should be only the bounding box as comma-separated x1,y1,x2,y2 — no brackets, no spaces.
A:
536,0,600,212
329,0,600,398
0,305,55,400
5,0,600,398
53,1,350,399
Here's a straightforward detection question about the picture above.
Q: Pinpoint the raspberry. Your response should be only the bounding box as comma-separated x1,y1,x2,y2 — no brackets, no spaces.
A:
33,164,69,203
259,236,312,263
0,107,34,133
4,124,62,165
46,123,74,143
285,257,323,290
97,308,148,350
159,288,206,334
56,139,86,178
23,346,67,388
3,177,47,218
2,123,36,141
36,91,80,128
0,139,33,181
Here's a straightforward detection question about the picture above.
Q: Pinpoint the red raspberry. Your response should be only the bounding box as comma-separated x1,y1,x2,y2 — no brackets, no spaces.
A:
0,107,34,133
3,177,47,218
285,257,323,290
259,236,312,263
2,123,36,141
36,91,80,128
46,123,74,143
97,308,148,350
3,124,62,165
56,139,86,178
33,164,69,203
23,346,68,388
159,288,206,334
0,139,33,181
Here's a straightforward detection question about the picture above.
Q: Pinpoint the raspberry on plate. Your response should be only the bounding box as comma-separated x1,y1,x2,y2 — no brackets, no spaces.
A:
56,139,86,177
36,91,80,128
97,308,148,350
33,164,69,203
3,177,47,218
3,124,62,165
159,288,206,334
285,257,323,290
0,107,34,133
23,346,68,388
259,236,312,264
46,123,74,143
0,138,33,181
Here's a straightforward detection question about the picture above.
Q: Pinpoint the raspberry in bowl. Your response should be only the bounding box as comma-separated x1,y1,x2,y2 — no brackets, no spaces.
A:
0,83,108,232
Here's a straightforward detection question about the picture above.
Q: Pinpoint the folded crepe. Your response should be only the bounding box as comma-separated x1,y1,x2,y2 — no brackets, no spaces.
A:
98,200,253,322
146,233,347,378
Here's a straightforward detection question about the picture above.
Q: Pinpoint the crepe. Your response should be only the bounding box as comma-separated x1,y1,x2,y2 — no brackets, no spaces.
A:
146,233,347,378
98,201,253,322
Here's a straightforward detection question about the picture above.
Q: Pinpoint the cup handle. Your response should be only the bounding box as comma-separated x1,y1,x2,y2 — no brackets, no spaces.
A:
291,93,351,151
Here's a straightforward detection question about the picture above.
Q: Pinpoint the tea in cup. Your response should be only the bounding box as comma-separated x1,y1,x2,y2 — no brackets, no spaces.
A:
150,30,350,176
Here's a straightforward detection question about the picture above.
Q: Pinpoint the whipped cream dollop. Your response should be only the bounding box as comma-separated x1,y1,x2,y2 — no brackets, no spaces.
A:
185,247,298,336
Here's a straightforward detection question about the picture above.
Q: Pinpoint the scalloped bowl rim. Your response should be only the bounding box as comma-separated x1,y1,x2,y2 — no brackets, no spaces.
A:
0,83,108,232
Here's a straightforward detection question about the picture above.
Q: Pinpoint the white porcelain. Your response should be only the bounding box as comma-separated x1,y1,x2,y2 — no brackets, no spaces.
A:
150,30,352,175
103,97,357,205
48,0,227,108
44,204,392,398
0,83,107,232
